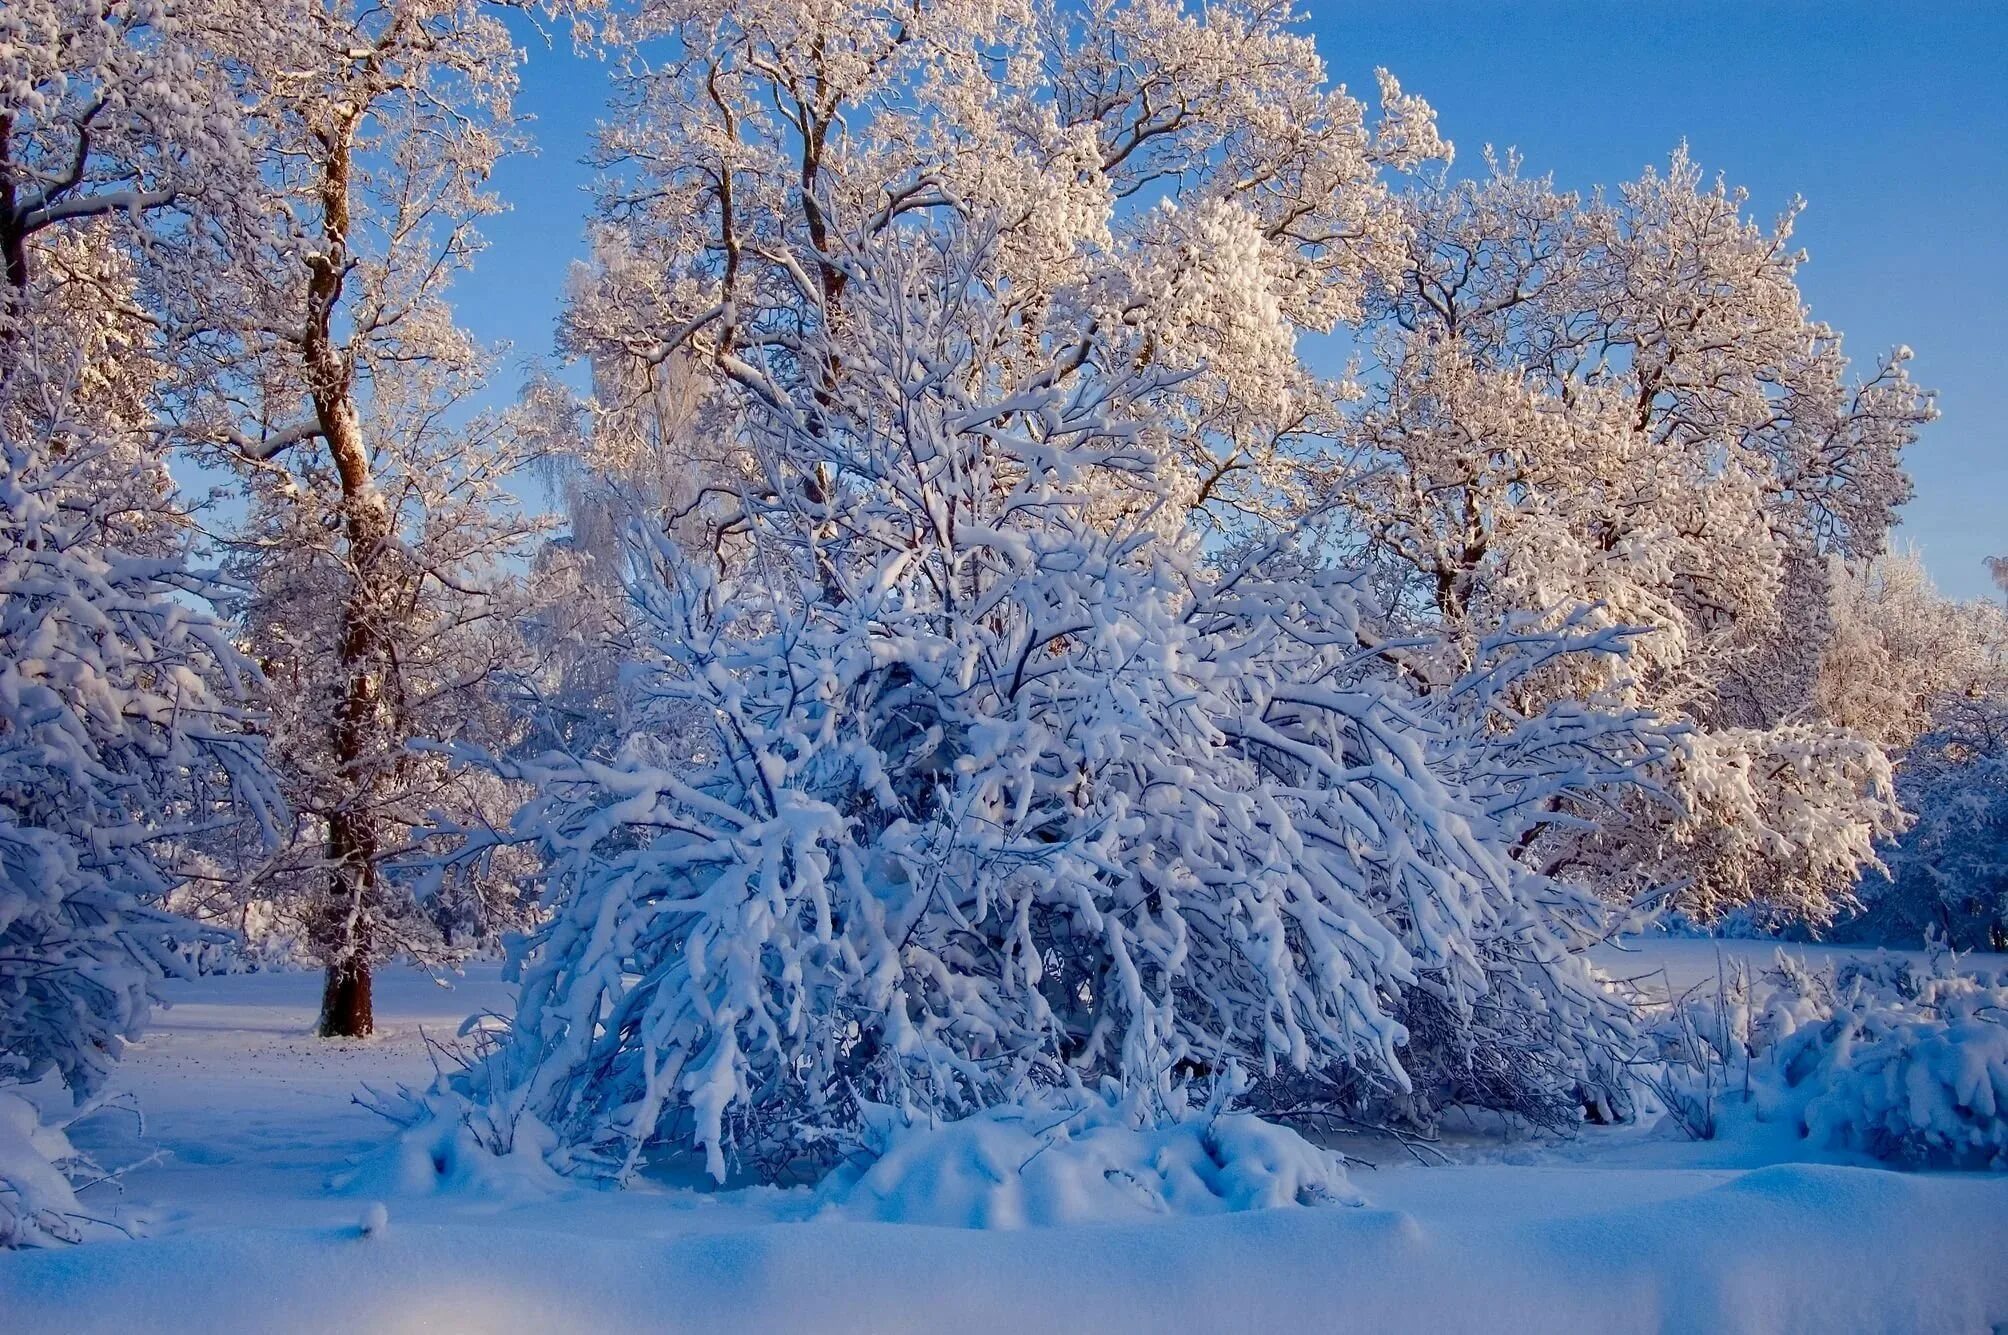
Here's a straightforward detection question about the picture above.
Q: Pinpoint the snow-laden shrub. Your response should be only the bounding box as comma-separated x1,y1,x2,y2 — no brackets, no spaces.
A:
1781,960,2008,1169
0,1087,120,1248
829,1094,1360,1229
333,1088,567,1203
1648,951,2008,1168
433,225,1669,1185
0,430,279,1244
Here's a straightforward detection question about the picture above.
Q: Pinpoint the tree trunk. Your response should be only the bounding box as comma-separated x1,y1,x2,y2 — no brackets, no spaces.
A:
318,953,373,1038
316,801,380,1037
1,113,34,346
302,112,392,1039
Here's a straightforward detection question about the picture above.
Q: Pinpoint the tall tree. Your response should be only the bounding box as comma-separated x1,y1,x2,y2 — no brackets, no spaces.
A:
1335,150,1935,924
561,0,1448,538
173,0,546,1035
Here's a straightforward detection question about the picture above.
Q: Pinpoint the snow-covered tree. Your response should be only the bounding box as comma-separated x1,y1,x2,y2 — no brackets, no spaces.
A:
7,0,592,1027
560,0,1448,539
0,419,273,1090
1334,150,1934,925
439,178,1671,1183
3,0,277,1141
0,281,277,1242
1816,549,2008,752
218,392,548,975
0,0,255,325
156,0,552,1032
535,0,1456,831
1,0,265,530
1846,694,2008,952
1829,556,2008,950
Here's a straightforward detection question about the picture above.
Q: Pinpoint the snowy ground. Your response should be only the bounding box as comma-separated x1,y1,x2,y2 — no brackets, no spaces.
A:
3,942,2006,1334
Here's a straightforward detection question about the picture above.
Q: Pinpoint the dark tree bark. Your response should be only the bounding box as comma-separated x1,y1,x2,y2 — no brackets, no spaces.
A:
302,106,390,1039
318,954,374,1039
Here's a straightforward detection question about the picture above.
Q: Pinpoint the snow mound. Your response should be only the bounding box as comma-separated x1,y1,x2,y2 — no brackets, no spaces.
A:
830,1098,1362,1229
1784,960,2008,1169
330,1094,567,1202
0,1089,90,1248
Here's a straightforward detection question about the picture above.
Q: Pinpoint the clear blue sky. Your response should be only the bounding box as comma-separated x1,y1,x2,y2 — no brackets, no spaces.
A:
460,1,2007,599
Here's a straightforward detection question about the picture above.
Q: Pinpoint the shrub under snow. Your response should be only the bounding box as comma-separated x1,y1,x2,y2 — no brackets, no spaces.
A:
830,1095,1360,1230
431,223,1668,1187
0,1086,117,1248
1848,694,2008,952
1782,959,2008,1169
1649,952,2008,1169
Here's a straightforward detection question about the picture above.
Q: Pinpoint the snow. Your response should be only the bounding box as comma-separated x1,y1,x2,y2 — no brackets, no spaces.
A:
0,947,2004,1333
0,1088,97,1249
1587,935,1949,997
831,1098,1362,1229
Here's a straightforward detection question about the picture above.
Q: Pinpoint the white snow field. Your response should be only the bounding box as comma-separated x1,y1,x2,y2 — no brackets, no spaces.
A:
3,943,2006,1335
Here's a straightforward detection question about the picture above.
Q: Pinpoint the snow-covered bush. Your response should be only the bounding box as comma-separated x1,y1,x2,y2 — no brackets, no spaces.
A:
0,1086,113,1248
0,424,278,1244
333,1086,567,1204
1647,951,2008,1169
432,221,1669,1185
830,1093,1360,1229
1780,958,2008,1169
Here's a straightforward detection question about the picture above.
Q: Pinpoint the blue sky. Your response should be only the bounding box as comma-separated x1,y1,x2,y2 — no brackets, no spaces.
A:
460,1,2006,599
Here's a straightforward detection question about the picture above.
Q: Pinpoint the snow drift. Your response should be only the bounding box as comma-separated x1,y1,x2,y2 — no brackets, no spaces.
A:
829,1098,1360,1229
